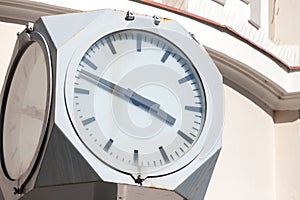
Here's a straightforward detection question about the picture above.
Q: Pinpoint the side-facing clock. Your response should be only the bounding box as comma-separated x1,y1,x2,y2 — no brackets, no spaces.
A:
0,24,52,196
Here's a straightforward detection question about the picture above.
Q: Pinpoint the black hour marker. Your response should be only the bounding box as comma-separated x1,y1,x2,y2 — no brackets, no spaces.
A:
133,150,139,165
161,48,172,63
178,73,195,84
74,87,90,95
103,139,114,152
106,37,116,54
82,117,96,126
185,106,202,113
159,146,170,164
177,130,194,145
136,34,142,52
82,57,97,70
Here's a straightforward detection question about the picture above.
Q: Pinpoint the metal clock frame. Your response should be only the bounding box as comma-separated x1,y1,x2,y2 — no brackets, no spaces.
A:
65,25,208,179
0,24,53,198
0,9,222,200
62,10,222,186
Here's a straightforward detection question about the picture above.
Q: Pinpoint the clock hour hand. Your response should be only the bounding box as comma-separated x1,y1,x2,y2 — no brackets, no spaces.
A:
78,69,176,126
128,89,176,126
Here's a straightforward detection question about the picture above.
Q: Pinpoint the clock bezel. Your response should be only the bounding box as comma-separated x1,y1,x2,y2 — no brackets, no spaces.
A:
64,13,220,179
0,30,52,188
66,28,207,176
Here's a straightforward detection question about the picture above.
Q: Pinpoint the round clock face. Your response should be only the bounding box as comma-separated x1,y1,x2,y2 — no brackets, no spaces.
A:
1,42,50,180
68,29,206,176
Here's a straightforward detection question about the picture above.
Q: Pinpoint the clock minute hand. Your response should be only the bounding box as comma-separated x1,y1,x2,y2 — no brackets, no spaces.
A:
79,69,176,126
79,69,130,96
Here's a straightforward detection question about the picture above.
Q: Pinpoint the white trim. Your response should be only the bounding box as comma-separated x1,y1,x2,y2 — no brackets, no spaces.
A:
249,0,261,29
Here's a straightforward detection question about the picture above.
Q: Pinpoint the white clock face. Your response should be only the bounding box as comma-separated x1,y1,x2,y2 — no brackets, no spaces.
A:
67,29,206,176
2,42,49,180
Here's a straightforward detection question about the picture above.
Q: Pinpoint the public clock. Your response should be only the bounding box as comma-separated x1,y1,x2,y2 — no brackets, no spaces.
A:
0,9,222,200
64,11,216,181
0,26,52,191
67,29,206,176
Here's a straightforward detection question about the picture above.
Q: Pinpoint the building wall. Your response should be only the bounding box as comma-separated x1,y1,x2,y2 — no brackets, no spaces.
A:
269,0,300,45
206,85,275,200
269,0,300,66
275,121,300,200
0,22,22,89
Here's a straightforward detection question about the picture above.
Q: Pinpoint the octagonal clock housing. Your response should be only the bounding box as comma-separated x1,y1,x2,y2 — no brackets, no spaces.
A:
0,9,222,200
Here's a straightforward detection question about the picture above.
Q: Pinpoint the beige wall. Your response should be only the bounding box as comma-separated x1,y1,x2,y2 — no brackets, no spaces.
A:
206,85,275,200
269,0,300,199
269,0,300,45
275,121,300,200
0,22,23,88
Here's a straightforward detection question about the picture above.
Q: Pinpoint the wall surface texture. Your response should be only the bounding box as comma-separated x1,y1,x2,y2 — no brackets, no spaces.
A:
205,85,275,200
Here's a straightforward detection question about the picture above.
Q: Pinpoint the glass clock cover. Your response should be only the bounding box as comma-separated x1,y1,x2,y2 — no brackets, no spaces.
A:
68,29,206,176
2,42,49,180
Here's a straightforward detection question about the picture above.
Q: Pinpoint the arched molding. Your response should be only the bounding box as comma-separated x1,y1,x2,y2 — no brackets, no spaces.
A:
208,47,300,112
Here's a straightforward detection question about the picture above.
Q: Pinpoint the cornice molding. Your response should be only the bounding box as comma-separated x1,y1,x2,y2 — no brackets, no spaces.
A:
208,47,300,112
0,0,78,25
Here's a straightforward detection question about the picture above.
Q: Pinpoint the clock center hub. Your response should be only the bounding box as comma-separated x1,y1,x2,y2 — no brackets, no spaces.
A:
124,83,177,139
